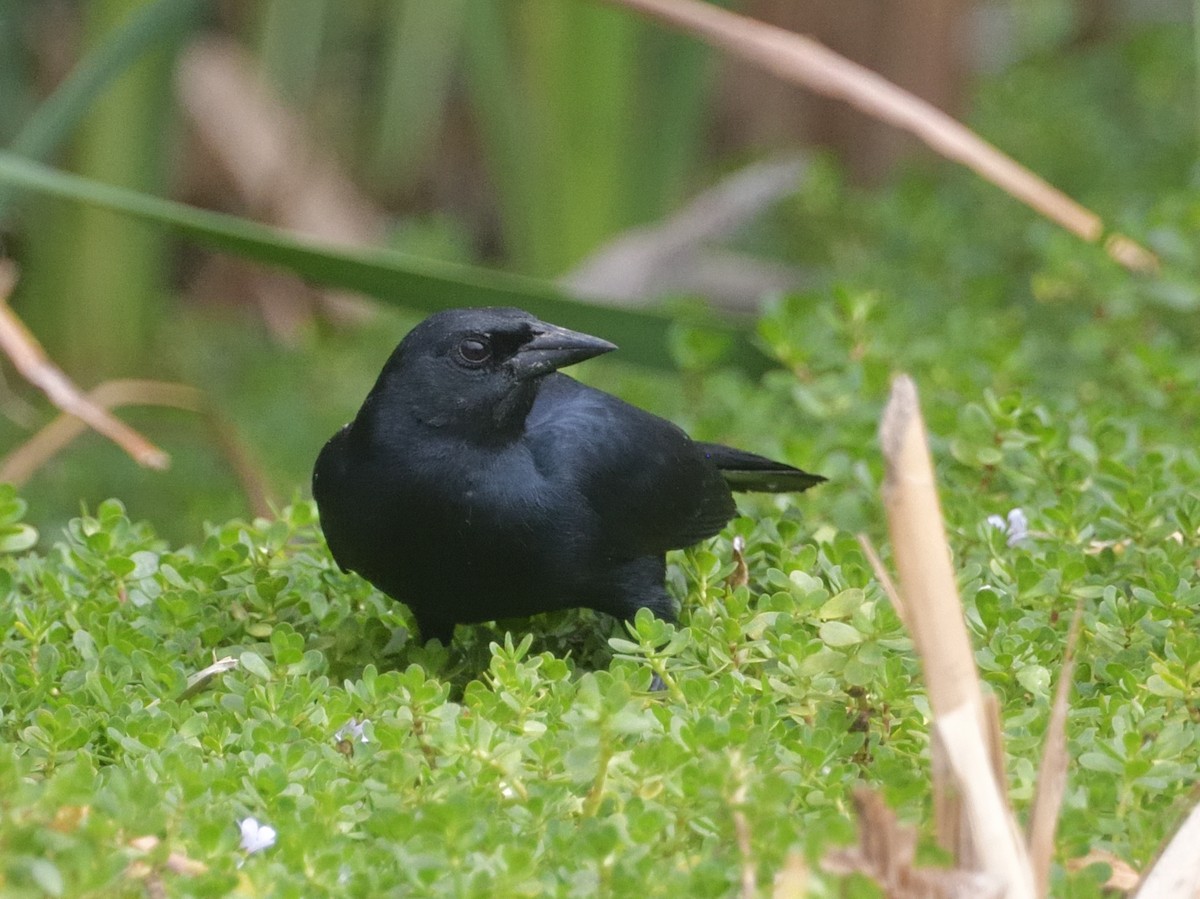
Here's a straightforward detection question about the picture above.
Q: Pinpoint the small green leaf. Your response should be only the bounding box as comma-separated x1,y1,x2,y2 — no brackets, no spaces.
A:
818,621,863,648
818,588,865,620
1146,674,1185,699
240,651,272,680
29,860,64,897
1079,752,1124,775
1016,664,1050,695
0,523,37,553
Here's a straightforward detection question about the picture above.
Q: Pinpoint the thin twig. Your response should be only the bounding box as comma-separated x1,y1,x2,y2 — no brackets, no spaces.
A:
0,261,169,470
855,532,909,630
880,374,1035,897
597,0,1158,274
1027,599,1085,896
728,752,757,899
0,378,272,517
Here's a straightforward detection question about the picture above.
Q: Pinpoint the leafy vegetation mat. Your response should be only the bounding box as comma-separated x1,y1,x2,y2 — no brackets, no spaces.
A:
3,264,1200,894
3,26,1198,895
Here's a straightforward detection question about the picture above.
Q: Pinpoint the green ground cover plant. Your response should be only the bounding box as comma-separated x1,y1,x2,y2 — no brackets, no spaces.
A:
3,242,1200,892
1,12,1198,898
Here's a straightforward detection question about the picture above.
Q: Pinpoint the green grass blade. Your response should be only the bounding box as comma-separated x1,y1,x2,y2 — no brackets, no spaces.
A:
625,27,716,223
461,3,561,275
0,0,206,216
367,0,468,193
532,2,640,269
256,0,329,108
23,0,181,376
0,151,767,371
0,1,36,144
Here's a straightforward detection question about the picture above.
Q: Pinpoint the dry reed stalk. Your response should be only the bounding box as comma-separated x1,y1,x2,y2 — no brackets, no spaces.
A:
176,37,378,328
880,375,1034,897
598,0,1158,275
1026,600,1085,895
0,378,272,517
0,261,169,470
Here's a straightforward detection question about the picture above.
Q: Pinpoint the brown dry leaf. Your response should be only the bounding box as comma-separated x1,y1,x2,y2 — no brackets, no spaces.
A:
127,835,208,878
562,156,808,309
51,805,90,833
177,37,379,330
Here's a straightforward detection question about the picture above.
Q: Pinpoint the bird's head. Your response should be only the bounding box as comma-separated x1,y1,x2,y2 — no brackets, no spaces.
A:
363,307,616,439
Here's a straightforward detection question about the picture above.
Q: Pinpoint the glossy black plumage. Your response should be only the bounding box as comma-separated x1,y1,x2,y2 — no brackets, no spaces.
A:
313,307,823,644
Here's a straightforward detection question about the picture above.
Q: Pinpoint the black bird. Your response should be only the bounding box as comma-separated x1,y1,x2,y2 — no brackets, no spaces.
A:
313,307,823,646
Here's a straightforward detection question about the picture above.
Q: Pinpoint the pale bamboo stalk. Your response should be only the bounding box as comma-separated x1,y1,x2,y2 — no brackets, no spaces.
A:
880,374,1035,898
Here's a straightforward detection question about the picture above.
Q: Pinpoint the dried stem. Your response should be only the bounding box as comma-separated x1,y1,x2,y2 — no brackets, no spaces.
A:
0,261,169,470
1027,599,1085,895
0,378,272,517
597,0,1158,274
855,531,909,630
728,753,757,899
879,375,1035,897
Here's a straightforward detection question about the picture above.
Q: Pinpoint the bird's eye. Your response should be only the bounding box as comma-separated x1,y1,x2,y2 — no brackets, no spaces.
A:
457,337,492,366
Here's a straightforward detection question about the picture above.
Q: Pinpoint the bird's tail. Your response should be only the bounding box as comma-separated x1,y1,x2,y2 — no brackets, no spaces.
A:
699,442,826,493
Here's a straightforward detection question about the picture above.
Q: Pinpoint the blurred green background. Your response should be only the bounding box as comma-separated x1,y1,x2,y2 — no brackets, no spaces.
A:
0,0,1193,543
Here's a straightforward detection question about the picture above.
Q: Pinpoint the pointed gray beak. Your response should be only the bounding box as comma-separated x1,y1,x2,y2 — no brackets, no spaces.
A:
511,322,617,380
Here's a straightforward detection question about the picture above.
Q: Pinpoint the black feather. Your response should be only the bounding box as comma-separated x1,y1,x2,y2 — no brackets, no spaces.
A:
313,307,824,645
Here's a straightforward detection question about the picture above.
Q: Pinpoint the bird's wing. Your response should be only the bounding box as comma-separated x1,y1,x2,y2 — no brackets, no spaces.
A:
696,442,826,493
526,375,736,555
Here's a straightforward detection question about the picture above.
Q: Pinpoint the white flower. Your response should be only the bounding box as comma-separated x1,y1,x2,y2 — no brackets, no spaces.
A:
988,508,1029,547
335,718,370,744
238,817,277,854
1006,508,1028,542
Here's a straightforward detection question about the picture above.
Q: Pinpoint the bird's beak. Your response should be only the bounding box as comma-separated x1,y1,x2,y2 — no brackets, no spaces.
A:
511,322,617,380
